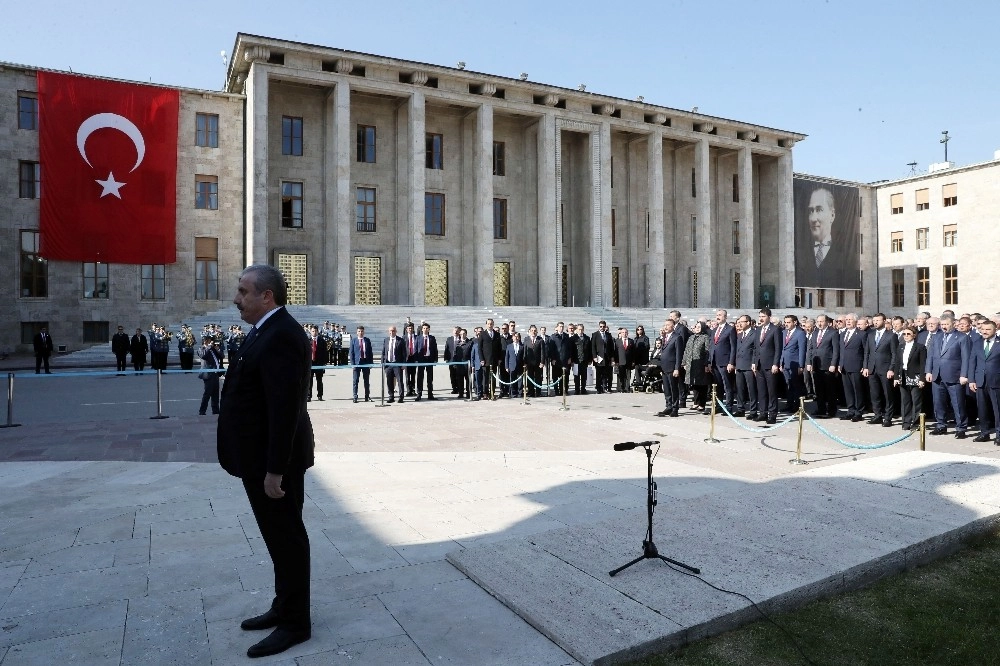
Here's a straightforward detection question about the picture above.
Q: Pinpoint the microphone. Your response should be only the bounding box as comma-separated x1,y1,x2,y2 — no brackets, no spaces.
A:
613,442,639,451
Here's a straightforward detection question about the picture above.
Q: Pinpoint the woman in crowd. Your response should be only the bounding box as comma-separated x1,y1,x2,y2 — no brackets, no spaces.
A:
682,321,711,412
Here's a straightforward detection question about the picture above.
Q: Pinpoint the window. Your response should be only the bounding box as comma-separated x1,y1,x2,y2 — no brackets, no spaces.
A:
610,156,614,189
82,321,110,343
493,198,507,240
195,237,218,300
836,290,845,307
890,231,903,253
281,116,303,156
917,267,930,306
943,183,957,207
892,269,905,308
733,272,741,308
943,264,958,305
732,220,741,255
916,228,929,250
82,262,109,299
281,182,303,228
18,93,38,130
691,215,697,252
492,141,505,176
425,192,445,235
732,173,739,202
356,187,376,232
21,322,48,345
943,224,957,247
691,269,698,307
611,209,616,247
141,264,165,300
890,193,903,215
19,230,47,297
195,175,218,210
691,168,696,198
195,113,219,147
356,125,376,163
19,161,40,199
916,188,929,211
425,133,443,169
855,288,863,308
645,212,650,250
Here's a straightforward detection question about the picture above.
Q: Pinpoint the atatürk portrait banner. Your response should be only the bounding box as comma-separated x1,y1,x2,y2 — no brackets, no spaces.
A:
794,178,861,290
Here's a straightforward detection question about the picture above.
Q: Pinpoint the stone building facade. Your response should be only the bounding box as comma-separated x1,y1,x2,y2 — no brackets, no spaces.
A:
0,63,244,352
225,34,806,311
876,157,1000,316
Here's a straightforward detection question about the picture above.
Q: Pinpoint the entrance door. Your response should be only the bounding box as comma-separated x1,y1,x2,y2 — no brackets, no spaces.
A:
353,256,381,305
276,253,308,305
493,262,510,306
425,259,449,306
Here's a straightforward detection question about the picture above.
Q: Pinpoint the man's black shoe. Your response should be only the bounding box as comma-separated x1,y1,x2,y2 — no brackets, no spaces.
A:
656,410,669,417
973,433,991,443
670,410,679,417
955,432,968,440
747,413,758,421
851,415,863,422
734,410,746,418
930,427,947,436
247,627,310,658
839,414,852,420
240,609,279,631
766,415,777,425
428,395,437,400
352,397,358,403
882,421,893,427
387,397,395,403
868,417,882,425
415,395,422,402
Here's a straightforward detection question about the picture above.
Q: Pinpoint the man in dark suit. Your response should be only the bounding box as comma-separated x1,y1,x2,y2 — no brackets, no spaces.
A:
863,313,898,426
806,314,840,418
657,320,684,417
733,315,757,419
218,264,314,658
504,332,526,397
780,314,808,413
709,310,738,411
454,328,473,399
130,328,149,372
308,325,329,402
925,314,971,438
837,313,866,422
669,311,692,408
382,325,407,403
570,324,591,395
33,326,54,374
523,325,546,398
415,323,438,400
443,326,461,395
478,319,502,399
753,308,783,423
615,328,635,393
591,320,615,393
969,320,1000,443
111,325,130,373
548,322,572,395
349,326,374,403
403,323,418,397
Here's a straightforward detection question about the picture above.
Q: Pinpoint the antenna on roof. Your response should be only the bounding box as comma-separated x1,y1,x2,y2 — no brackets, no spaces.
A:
907,161,918,176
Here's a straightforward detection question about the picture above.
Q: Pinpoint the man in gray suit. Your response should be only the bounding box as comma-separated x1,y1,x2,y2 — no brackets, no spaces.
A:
733,315,757,418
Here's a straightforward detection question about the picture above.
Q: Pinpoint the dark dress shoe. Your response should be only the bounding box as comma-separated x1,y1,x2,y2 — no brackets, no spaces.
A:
839,414,852,420
931,427,947,436
955,432,968,440
387,397,395,403
428,395,437,400
851,415,863,422
766,415,777,424
415,395,422,401
901,423,911,430
734,410,746,417
867,417,882,425
247,627,310,658
656,410,669,417
973,433,991,442
882,421,893,427
317,396,323,401
240,609,279,631
398,398,404,403
747,413,758,421
352,397,358,403
365,397,372,402
670,410,679,417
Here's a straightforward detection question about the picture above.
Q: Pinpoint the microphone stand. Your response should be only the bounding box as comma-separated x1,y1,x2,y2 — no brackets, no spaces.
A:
609,441,700,577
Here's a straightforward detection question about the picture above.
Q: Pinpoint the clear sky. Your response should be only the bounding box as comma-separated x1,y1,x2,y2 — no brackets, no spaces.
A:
4,0,997,183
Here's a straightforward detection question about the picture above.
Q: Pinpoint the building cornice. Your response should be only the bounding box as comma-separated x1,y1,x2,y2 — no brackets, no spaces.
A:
868,158,1000,189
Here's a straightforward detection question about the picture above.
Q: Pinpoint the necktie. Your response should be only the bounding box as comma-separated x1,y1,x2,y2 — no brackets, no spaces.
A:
815,242,829,267
985,340,992,357
817,329,824,344
714,327,721,343
845,330,852,345
389,338,395,362
244,326,258,346
876,331,882,346
785,331,791,344
424,336,429,356
760,326,767,343
408,335,414,354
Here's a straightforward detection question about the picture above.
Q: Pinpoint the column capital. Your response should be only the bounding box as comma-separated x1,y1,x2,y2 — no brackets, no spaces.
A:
243,46,270,63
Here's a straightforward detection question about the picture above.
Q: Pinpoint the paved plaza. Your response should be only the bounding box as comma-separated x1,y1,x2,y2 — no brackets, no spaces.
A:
2,366,1000,664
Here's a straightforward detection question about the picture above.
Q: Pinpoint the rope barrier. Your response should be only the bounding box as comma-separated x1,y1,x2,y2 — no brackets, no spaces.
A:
526,374,562,389
714,398,797,432
804,412,914,450
491,371,520,386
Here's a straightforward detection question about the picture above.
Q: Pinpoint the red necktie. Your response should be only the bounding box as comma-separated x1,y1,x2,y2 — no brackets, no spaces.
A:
714,327,721,343
424,336,429,356
760,326,766,343
817,329,824,344
785,331,791,344
408,336,414,354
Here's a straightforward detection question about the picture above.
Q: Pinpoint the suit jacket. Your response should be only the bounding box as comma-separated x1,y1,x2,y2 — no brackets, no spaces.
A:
217,307,314,481
33,332,54,357
633,335,651,365
753,323,782,369
130,334,149,357
969,336,1000,389
709,324,738,368
658,332,684,374
504,342,526,374
403,333,419,361
734,329,757,371
924,331,971,383
615,337,635,367
892,342,927,384
111,332,130,355
548,332,572,366
478,329,502,365
838,328,866,372
415,334,439,363
349,336,374,365
571,334,592,366
806,326,840,369
523,335,546,367
443,335,457,362
780,327,807,370
311,336,330,367
864,328,898,374
383,336,407,365
591,330,615,366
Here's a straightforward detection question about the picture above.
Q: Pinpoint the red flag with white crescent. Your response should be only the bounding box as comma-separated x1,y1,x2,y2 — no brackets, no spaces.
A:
38,71,178,264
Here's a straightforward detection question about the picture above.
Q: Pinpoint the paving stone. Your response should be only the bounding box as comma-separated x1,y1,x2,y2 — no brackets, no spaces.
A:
0,599,126,649
121,590,210,665
0,626,123,665
295,634,431,665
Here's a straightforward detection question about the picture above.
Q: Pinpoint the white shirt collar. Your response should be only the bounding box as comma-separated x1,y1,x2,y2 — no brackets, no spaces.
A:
253,306,282,331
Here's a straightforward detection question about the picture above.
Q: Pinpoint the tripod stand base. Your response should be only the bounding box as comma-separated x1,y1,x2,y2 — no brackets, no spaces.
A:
788,458,809,465
608,540,700,577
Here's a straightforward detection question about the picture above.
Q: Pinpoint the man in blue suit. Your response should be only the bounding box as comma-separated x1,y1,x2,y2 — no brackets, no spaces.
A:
414,323,439,401
657,320,685,417
709,309,738,411
505,332,527,398
382,325,407,403
968,319,1000,443
349,325,373,403
837,313,866,422
753,308,783,424
924,314,971,438
779,314,807,413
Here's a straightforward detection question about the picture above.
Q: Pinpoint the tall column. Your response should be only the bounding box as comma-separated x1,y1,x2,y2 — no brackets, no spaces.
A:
647,130,664,308
245,64,269,266
473,103,494,306
738,146,755,309
592,122,612,307
408,92,426,306
777,150,795,307
323,82,351,304
536,114,557,306
694,137,714,305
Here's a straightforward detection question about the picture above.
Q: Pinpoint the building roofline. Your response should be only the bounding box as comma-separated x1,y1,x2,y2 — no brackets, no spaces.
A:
228,32,807,141
794,172,872,188
869,157,1000,188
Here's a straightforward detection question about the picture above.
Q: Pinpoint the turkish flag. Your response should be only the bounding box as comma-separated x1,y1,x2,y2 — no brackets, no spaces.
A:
38,71,178,264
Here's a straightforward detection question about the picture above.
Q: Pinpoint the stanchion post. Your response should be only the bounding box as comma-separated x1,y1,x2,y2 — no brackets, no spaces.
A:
466,361,473,401
919,413,926,451
704,385,720,443
522,368,528,404
789,396,808,465
559,368,570,411
1,373,21,428
375,361,389,407
150,369,168,420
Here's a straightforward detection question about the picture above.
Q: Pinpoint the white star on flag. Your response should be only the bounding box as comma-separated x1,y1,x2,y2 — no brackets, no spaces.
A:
96,172,126,199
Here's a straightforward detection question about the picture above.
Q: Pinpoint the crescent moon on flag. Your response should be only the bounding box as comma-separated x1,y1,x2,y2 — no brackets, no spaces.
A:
76,113,146,173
